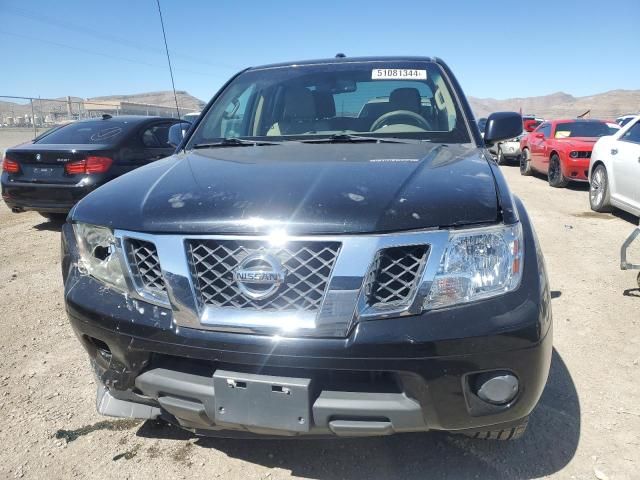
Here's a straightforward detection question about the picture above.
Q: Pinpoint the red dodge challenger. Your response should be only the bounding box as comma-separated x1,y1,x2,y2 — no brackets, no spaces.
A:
519,119,619,187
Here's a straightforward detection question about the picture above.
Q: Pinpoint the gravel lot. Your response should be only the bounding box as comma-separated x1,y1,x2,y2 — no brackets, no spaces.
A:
0,147,639,479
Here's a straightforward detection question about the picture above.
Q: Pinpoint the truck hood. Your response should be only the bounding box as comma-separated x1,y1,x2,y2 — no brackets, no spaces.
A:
72,142,500,235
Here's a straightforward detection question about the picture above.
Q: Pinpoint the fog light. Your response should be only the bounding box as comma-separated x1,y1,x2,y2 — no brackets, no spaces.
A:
476,373,519,405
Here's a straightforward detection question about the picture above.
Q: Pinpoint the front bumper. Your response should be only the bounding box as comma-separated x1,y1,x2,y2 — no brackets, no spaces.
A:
561,158,590,182
1,175,95,213
500,142,521,158
62,204,553,438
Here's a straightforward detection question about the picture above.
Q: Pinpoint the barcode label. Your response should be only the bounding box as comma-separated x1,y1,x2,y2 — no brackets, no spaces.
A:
372,69,427,80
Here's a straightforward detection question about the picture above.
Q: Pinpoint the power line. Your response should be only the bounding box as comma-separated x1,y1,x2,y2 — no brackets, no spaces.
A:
0,30,211,77
155,0,180,118
0,4,242,71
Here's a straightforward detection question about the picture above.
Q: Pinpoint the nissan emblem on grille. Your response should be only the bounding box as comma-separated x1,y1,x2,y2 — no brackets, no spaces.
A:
234,252,286,300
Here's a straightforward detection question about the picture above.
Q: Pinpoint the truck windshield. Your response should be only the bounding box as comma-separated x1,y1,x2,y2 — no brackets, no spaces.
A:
187,61,471,147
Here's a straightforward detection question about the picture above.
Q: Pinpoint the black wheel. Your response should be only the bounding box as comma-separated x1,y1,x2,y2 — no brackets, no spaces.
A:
520,148,532,176
463,417,529,441
38,212,67,222
589,164,612,212
496,147,506,165
548,154,568,188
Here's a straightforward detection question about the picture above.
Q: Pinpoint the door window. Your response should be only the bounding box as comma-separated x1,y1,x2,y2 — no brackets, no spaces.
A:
140,122,177,148
537,123,551,138
621,121,640,144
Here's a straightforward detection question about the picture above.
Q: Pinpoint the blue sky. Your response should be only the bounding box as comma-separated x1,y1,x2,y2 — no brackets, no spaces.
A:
0,0,638,102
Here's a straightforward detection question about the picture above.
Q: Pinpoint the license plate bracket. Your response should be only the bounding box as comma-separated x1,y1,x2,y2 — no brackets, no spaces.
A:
33,167,55,177
213,370,311,432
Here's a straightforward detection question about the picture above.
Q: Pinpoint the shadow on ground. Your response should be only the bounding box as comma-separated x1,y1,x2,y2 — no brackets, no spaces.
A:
33,217,65,232
137,349,579,479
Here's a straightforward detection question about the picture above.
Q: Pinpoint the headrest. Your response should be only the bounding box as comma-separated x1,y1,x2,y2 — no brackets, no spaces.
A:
313,91,336,118
389,88,421,113
283,86,316,120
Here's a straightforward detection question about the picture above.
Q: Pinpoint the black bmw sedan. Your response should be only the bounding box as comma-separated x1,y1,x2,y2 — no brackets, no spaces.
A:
1,115,186,221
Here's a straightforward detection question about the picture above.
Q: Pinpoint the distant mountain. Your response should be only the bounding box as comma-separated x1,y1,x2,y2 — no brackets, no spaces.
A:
469,90,640,120
87,90,205,112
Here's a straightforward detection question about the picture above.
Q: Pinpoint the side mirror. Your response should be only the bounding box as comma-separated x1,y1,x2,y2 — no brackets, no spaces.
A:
168,122,190,147
483,112,523,145
534,132,545,139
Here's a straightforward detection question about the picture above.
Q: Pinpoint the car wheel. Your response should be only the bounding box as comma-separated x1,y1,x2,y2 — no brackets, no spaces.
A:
496,147,506,165
519,149,532,176
548,154,569,188
589,164,612,212
462,416,529,441
38,212,67,222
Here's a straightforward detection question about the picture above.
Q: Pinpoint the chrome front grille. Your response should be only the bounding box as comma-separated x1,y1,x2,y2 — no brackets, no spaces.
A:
187,240,341,312
125,239,166,293
114,227,451,338
364,245,429,307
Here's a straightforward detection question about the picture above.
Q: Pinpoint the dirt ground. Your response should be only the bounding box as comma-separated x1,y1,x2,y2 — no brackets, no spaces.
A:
0,151,639,479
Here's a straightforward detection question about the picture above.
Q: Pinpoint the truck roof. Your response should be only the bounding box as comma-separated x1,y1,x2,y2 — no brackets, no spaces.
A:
249,56,437,70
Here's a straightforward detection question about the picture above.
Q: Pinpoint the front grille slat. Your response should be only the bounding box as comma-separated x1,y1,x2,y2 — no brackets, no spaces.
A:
187,240,341,313
365,245,429,308
126,239,166,293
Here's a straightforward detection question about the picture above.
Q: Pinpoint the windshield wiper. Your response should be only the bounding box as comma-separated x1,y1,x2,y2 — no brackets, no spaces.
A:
191,138,285,149
299,134,421,144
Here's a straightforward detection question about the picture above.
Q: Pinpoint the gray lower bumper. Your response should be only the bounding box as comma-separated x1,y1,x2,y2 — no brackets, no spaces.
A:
99,368,426,437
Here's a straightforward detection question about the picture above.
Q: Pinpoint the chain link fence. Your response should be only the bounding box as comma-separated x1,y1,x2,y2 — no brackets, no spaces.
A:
0,95,185,152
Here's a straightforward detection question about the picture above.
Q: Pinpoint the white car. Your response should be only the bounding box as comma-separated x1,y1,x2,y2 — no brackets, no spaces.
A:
589,116,640,217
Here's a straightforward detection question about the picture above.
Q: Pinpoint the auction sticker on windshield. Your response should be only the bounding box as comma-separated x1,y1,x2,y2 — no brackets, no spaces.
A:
372,69,427,80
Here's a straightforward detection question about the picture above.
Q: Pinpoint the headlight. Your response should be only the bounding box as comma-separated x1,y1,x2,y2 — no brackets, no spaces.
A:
73,223,126,290
569,151,578,158
425,223,523,309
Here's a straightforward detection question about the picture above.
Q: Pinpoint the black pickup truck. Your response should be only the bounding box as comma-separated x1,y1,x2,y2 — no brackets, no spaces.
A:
61,56,552,440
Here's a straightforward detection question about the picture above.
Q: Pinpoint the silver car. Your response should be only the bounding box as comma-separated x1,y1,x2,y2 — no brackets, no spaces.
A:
496,131,525,165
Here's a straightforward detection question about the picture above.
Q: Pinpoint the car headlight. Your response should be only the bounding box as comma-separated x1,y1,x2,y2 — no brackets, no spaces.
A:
73,223,126,290
425,223,523,309
569,151,578,158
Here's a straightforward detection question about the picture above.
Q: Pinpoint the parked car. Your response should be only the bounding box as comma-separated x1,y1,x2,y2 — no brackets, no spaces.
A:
522,115,543,133
61,56,551,441
1,115,187,220
496,131,527,165
589,115,640,217
519,119,620,187
181,111,201,123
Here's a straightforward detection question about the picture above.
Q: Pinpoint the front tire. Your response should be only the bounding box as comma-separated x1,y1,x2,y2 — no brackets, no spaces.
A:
496,147,506,165
548,154,568,188
589,164,612,212
520,148,532,175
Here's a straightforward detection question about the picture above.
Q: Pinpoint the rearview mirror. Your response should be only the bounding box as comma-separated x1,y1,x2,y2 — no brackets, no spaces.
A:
483,112,523,145
168,122,190,147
